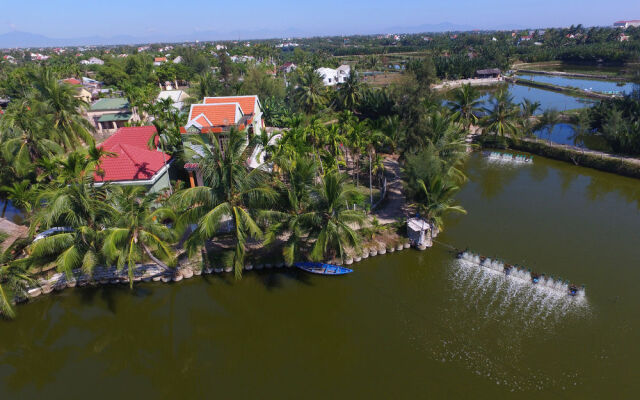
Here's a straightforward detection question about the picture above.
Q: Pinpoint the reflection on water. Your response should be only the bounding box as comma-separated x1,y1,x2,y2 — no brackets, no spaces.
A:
532,123,612,152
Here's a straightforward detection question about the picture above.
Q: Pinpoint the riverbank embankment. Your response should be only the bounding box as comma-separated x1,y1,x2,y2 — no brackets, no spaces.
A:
478,135,640,179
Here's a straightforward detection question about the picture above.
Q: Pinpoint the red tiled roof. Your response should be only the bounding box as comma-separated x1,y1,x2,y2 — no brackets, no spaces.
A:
203,96,258,115
94,126,171,183
189,103,242,127
155,57,167,62
63,78,82,85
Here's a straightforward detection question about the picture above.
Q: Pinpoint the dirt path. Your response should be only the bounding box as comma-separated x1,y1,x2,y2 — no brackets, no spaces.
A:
0,218,28,252
373,155,407,224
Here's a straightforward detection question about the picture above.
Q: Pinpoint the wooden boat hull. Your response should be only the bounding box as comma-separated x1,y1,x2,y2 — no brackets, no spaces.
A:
294,262,353,275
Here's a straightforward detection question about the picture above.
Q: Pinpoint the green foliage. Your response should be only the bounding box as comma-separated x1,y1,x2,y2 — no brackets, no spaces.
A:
587,91,640,155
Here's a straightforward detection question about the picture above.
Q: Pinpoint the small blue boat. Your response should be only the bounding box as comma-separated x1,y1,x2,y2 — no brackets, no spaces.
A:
294,262,353,275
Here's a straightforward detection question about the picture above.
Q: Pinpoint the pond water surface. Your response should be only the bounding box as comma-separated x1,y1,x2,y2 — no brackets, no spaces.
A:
1,154,639,399
518,74,637,94
479,84,596,114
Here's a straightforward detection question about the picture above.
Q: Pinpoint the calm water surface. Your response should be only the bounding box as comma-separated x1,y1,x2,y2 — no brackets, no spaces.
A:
1,154,640,399
532,123,611,152
518,74,637,94
480,84,595,113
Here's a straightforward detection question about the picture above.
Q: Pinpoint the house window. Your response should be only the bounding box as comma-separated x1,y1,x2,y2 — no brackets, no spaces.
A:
328,78,332,83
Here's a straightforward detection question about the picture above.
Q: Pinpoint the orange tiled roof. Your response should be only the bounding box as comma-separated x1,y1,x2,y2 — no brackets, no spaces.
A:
203,96,258,115
188,103,242,127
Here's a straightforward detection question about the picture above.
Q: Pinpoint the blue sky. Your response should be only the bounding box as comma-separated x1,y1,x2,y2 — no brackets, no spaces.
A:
1,0,639,38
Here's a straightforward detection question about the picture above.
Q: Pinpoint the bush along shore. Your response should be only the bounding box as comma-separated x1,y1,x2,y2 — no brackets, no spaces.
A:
478,135,640,179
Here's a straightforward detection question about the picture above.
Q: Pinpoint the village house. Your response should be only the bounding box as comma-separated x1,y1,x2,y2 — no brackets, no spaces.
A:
30,53,49,61
180,95,264,187
613,20,640,29
74,87,93,103
475,68,502,79
619,34,631,42
153,57,167,66
80,57,104,65
93,126,172,193
3,55,17,64
85,98,138,136
157,90,189,110
280,62,297,73
316,65,351,86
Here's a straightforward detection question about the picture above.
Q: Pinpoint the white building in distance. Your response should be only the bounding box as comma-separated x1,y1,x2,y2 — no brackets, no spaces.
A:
80,57,104,65
613,20,640,29
315,65,351,86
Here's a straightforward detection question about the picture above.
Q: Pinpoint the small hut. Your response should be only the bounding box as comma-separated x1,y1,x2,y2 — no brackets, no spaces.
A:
407,218,431,248
475,68,501,79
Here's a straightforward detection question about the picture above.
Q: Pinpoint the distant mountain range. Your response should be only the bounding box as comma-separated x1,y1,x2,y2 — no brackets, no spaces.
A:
0,23,531,48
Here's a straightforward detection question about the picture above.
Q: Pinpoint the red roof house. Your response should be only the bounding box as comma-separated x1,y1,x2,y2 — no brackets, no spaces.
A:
62,78,82,86
94,126,172,192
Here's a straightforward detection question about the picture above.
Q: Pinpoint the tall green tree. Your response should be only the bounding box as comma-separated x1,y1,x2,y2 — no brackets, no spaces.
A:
102,186,177,284
292,68,328,114
306,171,365,262
175,128,277,278
481,89,520,137
447,84,483,129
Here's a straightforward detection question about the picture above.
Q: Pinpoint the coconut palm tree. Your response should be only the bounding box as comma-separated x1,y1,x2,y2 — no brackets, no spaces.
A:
292,68,328,114
306,171,365,262
520,98,541,118
347,119,371,186
0,180,36,218
102,186,177,284
26,179,112,277
336,72,363,112
32,68,94,149
175,128,277,278
539,108,561,144
480,89,520,137
0,255,33,319
413,176,467,235
0,98,63,177
261,156,318,265
447,84,483,129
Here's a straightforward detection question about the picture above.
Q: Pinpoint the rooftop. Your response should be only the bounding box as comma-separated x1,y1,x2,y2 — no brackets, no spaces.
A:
95,126,170,183
90,98,130,111
203,95,260,115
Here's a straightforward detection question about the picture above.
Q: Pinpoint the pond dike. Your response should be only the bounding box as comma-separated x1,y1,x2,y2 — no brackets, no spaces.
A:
505,77,617,100
479,135,640,179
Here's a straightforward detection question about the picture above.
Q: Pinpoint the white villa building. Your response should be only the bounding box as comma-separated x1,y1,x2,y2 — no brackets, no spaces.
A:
315,65,351,86
80,57,104,65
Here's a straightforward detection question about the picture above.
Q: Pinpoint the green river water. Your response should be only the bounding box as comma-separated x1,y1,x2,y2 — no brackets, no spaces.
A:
1,153,639,399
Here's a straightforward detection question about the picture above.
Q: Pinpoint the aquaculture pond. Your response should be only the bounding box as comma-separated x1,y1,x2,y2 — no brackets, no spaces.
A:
2,153,639,399
517,74,637,95
532,123,612,152
479,84,596,114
